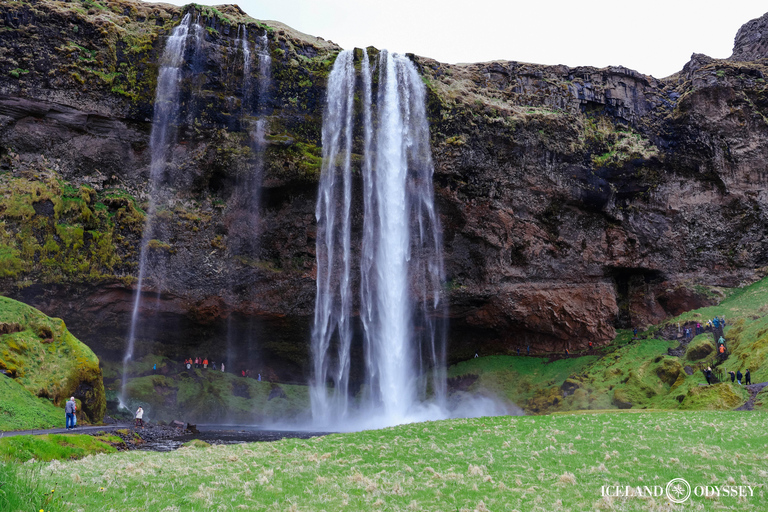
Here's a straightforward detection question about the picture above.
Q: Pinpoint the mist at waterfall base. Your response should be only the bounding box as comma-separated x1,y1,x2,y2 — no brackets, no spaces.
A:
307,49,518,432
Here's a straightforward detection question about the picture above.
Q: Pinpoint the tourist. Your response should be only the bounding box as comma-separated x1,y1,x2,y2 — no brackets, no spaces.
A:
527,345,530,355
135,406,144,427
212,361,217,370
153,363,157,373
565,348,570,356
203,358,208,369
736,370,742,385
65,396,76,429
718,336,725,345
705,367,712,385
258,373,261,382
186,358,191,370
719,344,725,356
241,370,246,377
729,370,736,383
517,347,520,356
633,328,638,338
745,369,751,385
474,352,478,358
696,323,702,335
221,363,225,372
588,341,593,349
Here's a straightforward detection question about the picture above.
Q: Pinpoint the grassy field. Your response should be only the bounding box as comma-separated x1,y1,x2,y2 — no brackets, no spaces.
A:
0,433,123,462
21,411,768,511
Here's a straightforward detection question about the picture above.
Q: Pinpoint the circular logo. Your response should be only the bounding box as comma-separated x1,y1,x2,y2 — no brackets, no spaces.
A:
666,478,691,503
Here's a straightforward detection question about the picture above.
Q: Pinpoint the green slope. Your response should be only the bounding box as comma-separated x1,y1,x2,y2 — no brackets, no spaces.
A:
0,296,105,425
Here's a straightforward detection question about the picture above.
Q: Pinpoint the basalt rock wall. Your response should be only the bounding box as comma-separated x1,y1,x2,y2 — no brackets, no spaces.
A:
0,0,767,380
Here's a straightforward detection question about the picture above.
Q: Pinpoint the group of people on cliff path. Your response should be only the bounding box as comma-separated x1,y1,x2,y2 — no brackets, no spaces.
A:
728,369,751,385
185,357,224,372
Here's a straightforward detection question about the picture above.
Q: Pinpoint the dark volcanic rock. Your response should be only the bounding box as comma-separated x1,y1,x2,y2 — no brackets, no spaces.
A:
731,12,768,61
0,0,767,384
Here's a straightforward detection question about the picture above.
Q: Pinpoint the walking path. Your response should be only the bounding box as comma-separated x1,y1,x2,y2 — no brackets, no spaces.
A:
735,382,768,411
0,424,131,438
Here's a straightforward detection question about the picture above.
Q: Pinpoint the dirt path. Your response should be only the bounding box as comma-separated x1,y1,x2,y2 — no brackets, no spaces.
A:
0,423,131,438
735,382,768,411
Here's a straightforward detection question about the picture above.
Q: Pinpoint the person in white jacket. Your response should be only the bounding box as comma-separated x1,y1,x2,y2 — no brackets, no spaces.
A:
135,406,144,427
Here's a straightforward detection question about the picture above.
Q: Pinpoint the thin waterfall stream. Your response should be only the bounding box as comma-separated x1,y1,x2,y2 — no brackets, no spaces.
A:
121,13,196,404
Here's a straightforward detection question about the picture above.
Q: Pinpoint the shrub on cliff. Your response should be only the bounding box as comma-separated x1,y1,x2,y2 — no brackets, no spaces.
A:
0,296,105,425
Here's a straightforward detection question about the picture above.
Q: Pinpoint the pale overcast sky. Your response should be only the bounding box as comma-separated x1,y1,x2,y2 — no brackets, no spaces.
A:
151,1,767,78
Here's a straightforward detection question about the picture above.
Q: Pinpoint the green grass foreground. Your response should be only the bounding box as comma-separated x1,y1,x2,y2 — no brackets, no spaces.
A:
26,411,768,511
0,433,123,463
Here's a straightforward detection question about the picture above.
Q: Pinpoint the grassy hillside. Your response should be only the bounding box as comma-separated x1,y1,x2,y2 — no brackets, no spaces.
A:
105,356,309,424
450,276,768,414
0,375,63,431
27,411,768,511
0,296,105,424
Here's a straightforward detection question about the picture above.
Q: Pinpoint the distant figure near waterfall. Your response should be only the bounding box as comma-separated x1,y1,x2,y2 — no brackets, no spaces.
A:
745,369,751,385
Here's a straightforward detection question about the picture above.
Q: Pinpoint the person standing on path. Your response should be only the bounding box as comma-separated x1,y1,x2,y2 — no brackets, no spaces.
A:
135,406,144,427
728,370,736,383
221,363,225,372
65,397,76,429
736,370,743,385
745,369,751,385
705,367,712,385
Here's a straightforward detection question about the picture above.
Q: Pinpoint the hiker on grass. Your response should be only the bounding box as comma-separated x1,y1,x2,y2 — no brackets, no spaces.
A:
736,370,743,385
65,397,76,429
221,363,225,373
135,406,144,427
729,370,736,383
745,369,751,385
203,358,208,369
705,367,712,385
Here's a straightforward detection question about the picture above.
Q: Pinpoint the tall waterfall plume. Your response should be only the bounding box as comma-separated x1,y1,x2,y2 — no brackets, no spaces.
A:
121,13,197,402
311,49,447,428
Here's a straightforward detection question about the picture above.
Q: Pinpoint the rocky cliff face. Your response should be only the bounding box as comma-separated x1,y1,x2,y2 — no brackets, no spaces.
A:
0,0,767,383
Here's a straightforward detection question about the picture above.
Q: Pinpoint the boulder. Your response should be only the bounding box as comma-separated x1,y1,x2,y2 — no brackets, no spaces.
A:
685,338,715,361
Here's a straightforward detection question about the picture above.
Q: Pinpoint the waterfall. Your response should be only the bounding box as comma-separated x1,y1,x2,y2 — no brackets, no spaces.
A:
311,49,447,428
223,26,272,375
310,49,356,424
121,13,196,402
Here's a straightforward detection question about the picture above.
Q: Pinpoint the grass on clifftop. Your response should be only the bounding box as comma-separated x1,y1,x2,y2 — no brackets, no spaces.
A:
25,411,768,511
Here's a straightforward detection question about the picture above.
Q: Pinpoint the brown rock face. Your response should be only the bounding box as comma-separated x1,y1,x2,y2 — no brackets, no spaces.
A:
0,1,767,380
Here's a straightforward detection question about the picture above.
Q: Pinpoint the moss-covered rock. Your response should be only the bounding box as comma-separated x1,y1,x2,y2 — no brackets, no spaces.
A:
685,337,715,361
0,296,105,422
679,383,747,410
655,357,683,386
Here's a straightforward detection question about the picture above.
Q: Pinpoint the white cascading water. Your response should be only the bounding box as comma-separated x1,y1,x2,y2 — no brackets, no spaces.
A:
121,13,196,402
310,49,356,424
311,49,448,429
